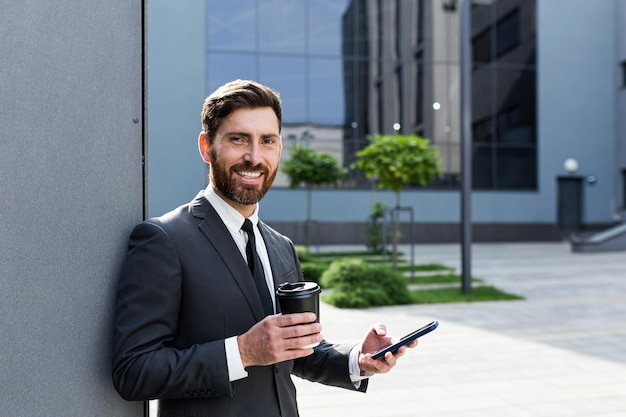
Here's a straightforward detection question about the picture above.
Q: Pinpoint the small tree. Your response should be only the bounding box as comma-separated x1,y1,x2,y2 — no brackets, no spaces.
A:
366,201,388,254
282,146,345,247
352,134,440,268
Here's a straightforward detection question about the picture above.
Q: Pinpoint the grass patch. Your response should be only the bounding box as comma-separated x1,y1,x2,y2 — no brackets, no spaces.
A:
409,286,524,304
413,263,454,272
397,263,453,273
315,250,404,259
405,273,482,285
298,248,523,307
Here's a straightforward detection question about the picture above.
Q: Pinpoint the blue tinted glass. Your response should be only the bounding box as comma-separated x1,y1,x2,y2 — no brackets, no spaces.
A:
207,0,256,51
259,0,305,53
259,56,306,123
207,53,257,93
308,0,351,56
201,0,537,190
309,58,344,125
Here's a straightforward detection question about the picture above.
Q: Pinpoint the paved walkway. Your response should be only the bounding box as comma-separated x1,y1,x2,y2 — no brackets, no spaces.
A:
294,242,626,417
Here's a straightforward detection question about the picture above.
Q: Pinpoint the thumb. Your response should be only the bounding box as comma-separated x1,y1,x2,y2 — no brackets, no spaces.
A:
374,324,387,336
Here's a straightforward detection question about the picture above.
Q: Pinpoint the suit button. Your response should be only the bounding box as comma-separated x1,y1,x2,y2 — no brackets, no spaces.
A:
274,364,280,373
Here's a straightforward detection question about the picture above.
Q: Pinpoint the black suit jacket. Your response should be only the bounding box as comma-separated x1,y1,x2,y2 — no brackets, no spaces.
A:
112,192,367,417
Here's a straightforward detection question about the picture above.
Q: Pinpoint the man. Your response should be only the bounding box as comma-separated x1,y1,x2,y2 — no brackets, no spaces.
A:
112,79,416,417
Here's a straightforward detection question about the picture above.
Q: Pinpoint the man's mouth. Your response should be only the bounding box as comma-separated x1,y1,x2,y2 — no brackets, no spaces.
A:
236,170,263,179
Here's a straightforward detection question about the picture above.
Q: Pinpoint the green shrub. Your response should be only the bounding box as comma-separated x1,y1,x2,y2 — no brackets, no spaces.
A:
366,201,388,253
320,259,411,308
300,262,327,284
295,246,313,263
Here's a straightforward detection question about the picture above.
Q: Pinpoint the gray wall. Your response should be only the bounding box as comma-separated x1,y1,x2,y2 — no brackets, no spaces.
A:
0,1,144,416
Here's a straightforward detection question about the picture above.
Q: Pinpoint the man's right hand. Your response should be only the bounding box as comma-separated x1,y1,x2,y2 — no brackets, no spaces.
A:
237,312,322,368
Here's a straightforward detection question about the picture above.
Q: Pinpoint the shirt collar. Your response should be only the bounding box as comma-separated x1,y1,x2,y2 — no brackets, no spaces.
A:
204,184,259,233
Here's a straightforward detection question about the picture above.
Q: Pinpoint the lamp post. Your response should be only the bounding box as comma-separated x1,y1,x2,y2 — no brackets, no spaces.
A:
459,0,472,293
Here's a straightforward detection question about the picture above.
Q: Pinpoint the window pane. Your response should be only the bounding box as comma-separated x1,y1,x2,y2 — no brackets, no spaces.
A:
207,53,257,93
495,68,536,144
259,0,306,54
308,58,344,125
207,0,256,52
473,28,491,63
496,9,520,57
473,144,494,189
308,0,350,56
259,56,307,123
496,146,536,189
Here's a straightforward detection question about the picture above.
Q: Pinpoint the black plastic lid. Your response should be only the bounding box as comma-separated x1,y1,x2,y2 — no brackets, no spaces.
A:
276,281,321,297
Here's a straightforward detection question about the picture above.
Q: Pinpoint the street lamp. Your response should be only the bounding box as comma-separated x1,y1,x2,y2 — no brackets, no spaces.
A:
459,0,472,293
564,158,579,174
450,0,496,293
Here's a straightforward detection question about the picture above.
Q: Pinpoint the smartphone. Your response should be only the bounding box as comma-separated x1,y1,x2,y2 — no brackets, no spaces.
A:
371,320,439,360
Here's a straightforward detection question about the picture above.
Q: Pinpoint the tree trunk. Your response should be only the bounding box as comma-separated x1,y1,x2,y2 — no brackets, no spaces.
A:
306,185,312,248
393,191,401,270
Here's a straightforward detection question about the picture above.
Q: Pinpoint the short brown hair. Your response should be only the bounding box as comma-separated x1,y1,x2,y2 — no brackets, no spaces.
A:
201,79,282,143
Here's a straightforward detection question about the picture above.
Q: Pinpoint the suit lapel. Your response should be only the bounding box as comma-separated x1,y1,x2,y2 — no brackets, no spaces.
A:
191,193,266,321
258,222,285,314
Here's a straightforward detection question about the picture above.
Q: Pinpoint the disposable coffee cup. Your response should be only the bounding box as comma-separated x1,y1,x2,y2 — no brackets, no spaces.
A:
277,282,321,348
276,281,321,321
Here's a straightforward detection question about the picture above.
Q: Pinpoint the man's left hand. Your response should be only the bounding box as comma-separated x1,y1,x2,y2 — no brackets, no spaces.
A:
357,324,417,375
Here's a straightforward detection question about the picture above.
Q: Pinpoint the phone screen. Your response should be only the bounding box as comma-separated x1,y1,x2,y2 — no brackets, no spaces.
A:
371,320,438,360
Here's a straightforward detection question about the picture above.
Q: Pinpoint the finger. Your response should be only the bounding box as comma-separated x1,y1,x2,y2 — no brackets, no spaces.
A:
394,346,407,357
405,339,418,348
383,351,397,366
374,323,387,336
284,322,322,339
286,332,322,350
278,312,317,326
364,353,395,373
282,347,316,360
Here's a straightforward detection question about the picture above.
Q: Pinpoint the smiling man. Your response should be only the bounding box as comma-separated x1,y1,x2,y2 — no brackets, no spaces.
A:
112,79,415,417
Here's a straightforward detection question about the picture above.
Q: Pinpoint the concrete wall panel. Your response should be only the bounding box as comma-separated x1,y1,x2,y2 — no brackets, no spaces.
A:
0,1,144,415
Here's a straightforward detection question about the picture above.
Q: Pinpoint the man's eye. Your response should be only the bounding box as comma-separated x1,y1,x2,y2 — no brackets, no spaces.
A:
230,136,245,144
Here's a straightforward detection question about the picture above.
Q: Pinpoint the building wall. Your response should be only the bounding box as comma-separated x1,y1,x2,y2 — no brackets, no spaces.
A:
617,0,626,215
0,1,144,415
537,0,618,223
147,0,622,243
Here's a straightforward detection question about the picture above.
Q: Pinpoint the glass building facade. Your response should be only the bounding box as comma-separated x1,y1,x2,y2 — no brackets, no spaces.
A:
205,0,537,190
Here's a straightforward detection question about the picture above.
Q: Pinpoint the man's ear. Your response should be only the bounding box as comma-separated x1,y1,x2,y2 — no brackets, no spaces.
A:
198,132,211,163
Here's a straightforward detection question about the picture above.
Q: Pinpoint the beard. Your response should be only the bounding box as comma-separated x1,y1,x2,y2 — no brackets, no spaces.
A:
209,148,277,205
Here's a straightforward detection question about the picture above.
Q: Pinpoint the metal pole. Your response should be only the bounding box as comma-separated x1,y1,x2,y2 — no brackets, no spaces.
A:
460,0,473,293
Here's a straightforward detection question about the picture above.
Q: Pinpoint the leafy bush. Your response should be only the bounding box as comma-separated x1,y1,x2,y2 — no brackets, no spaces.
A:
295,246,314,263
320,259,411,308
366,201,388,254
300,262,327,284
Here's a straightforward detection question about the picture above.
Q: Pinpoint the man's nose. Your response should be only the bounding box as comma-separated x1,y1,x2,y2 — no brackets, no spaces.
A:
243,141,262,164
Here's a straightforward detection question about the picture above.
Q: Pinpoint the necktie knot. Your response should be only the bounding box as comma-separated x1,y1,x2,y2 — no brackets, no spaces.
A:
241,218,254,234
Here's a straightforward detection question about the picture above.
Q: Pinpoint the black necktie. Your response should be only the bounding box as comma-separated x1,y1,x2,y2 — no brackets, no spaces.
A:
241,219,274,316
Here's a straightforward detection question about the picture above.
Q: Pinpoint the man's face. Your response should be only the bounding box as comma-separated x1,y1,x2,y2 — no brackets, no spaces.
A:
201,107,282,214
